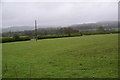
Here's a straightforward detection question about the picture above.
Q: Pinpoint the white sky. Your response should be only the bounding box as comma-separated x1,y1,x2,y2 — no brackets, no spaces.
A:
1,0,119,28
1,0,119,2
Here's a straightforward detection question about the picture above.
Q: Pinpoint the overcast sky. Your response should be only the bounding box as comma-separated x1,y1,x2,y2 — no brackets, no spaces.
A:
1,0,119,28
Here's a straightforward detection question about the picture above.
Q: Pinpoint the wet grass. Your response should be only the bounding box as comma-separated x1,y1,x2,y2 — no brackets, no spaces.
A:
2,34,118,78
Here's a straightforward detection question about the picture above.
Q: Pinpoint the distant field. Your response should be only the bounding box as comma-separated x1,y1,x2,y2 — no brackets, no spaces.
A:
2,34,118,78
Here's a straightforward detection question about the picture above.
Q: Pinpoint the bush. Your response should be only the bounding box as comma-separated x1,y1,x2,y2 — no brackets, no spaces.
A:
2,36,31,43
19,36,31,41
37,34,82,40
37,35,61,39
2,37,14,43
13,35,20,41
81,31,112,35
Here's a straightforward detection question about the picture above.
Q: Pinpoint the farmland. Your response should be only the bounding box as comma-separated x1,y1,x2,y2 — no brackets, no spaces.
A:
2,34,118,78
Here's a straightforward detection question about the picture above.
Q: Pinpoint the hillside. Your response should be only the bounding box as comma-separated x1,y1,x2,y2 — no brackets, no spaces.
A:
69,21,118,31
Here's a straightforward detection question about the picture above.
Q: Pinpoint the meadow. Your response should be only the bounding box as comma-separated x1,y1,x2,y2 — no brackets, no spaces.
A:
2,34,118,78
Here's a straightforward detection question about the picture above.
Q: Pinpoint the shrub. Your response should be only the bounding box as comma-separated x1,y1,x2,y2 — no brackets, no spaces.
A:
19,36,31,41
13,35,20,41
2,36,31,43
37,35,61,39
2,37,14,43
37,34,83,40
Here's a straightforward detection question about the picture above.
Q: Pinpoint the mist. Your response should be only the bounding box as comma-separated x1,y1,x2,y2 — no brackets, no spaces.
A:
2,1,118,28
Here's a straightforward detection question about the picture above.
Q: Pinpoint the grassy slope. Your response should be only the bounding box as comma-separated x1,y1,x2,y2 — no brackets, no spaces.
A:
2,34,118,78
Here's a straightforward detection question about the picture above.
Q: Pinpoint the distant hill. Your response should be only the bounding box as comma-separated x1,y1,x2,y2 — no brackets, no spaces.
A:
69,21,118,31
2,26,34,33
2,21,118,33
2,25,58,33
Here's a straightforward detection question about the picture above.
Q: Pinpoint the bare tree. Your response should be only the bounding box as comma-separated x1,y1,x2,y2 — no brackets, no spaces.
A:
63,27,76,36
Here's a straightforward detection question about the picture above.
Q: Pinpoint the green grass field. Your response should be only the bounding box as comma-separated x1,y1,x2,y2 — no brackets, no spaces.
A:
2,34,118,78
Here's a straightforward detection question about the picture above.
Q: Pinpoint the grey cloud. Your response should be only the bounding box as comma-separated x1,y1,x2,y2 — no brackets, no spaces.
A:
2,2,118,28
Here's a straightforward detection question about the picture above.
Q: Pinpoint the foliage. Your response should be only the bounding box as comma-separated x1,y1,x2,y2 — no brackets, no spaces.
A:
13,35,20,41
2,37,14,43
1,30,119,43
97,27,105,32
19,36,31,41
2,27,79,37
37,33,82,40
62,27,79,36
2,36,31,43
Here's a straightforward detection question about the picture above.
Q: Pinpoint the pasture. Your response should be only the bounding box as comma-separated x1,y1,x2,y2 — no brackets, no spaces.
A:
2,34,118,78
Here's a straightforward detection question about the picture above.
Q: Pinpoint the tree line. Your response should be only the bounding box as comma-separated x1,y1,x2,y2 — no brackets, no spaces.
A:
1,26,119,43
2,27,79,37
